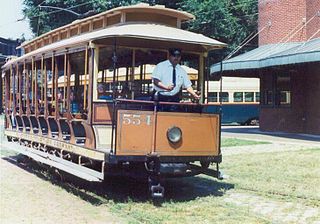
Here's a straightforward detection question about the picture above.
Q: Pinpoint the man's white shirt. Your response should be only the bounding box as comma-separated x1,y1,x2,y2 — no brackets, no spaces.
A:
152,60,192,96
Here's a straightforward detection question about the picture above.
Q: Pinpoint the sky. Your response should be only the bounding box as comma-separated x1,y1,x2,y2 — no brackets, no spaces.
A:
0,0,33,40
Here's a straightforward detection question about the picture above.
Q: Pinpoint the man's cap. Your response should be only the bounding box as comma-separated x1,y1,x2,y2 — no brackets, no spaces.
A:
169,48,182,56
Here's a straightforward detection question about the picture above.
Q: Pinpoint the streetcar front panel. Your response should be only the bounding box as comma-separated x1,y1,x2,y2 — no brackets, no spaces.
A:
116,109,220,157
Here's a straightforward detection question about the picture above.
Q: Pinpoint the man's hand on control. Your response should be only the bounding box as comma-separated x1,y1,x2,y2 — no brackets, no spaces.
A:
166,84,174,91
192,93,201,100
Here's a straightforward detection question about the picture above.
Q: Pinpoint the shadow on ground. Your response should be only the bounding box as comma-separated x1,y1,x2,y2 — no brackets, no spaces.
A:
2,155,234,206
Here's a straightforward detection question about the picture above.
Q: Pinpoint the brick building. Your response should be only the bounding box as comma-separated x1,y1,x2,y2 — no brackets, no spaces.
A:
258,0,320,45
211,0,320,134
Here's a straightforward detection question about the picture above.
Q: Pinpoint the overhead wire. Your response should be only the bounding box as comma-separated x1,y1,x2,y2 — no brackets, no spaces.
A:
218,8,319,95
1,0,259,27
29,0,97,20
223,30,256,60
241,20,305,60
293,28,320,52
0,0,260,41
306,29,320,42
229,10,319,62
258,11,319,57
224,24,267,60
0,0,97,27
185,0,258,15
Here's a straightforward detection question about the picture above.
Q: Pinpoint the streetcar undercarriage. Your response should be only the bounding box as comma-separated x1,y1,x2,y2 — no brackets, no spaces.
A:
5,132,222,198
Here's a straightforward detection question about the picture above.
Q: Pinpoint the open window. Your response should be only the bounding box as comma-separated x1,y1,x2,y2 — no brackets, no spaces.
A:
207,92,218,102
233,92,243,102
69,51,87,116
95,47,168,101
94,46,202,103
245,92,254,102
255,92,260,102
219,92,229,102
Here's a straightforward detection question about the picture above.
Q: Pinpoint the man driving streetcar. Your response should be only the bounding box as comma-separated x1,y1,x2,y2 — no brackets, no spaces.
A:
152,48,200,102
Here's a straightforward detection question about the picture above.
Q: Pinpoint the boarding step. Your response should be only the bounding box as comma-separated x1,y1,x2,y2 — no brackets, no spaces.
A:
2,142,104,182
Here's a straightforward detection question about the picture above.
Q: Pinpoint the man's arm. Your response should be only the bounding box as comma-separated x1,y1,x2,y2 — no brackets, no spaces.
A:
186,86,200,99
181,70,200,99
153,78,174,91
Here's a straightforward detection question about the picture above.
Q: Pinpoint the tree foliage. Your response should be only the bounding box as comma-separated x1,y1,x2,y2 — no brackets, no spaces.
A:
181,0,258,56
23,0,257,55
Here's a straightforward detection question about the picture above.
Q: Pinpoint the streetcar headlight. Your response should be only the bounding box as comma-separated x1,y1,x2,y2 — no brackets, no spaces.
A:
167,126,182,143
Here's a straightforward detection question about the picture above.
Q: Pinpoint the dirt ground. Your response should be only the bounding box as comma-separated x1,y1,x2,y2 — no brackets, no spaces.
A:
0,153,123,224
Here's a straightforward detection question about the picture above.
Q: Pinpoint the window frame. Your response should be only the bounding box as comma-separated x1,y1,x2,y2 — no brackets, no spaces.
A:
261,72,292,108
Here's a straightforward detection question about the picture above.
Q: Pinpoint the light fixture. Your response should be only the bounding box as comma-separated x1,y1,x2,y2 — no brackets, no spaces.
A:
167,126,182,143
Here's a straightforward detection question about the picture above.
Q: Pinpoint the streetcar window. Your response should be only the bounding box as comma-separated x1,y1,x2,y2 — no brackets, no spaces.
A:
219,92,229,102
233,92,243,102
255,92,260,102
181,91,191,102
208,92,218,102
245,92,254,102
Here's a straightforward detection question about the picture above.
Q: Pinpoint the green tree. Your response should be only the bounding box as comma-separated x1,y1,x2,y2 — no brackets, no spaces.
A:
180,0,258,57
23,0,141,35
23,0,257,56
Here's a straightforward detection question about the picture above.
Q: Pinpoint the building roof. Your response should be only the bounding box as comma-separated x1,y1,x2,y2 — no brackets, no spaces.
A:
211,38,320,74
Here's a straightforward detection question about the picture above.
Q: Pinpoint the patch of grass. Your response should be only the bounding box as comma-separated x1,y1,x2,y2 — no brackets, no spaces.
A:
221,138,270,147
103,148,319,223
110,195,269,224
82,175,268,223
46,173,268,223
221,148,320,206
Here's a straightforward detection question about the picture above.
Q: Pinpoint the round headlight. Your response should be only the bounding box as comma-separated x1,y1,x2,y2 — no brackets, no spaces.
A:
167,126,182,143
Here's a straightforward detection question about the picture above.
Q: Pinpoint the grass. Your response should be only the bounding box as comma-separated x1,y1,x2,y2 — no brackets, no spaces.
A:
100,148,320,223
221,137,271,147
1,137,319,223
110,198,270,224
221,148,320,206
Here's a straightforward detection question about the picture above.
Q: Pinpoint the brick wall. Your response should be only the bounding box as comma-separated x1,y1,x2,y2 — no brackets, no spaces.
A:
305,63,320,134
258,0,307,45
260,64,320,135
306,0,320,39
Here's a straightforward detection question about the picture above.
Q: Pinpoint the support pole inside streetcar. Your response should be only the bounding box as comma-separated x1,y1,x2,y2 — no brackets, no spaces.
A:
111,38,118,154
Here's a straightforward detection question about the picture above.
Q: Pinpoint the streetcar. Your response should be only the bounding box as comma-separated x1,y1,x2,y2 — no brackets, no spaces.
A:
205,77,260,125
1,3,226,198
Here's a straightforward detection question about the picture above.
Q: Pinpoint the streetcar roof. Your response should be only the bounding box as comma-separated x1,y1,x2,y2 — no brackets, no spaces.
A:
2,23,226,69
20,3,195,50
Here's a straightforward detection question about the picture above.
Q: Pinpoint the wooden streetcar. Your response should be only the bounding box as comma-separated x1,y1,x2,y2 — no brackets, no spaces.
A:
1,4,226,198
